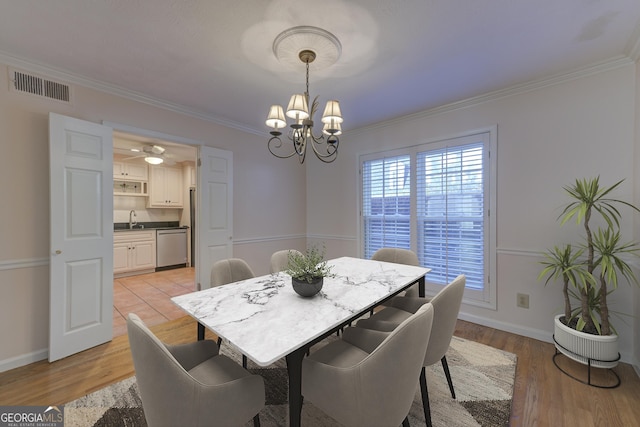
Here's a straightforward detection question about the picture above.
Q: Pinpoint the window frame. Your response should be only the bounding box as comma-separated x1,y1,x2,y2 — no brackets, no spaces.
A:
358,127,497,309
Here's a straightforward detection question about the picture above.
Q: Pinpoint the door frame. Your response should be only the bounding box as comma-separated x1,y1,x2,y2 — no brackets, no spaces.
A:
103,121,228,290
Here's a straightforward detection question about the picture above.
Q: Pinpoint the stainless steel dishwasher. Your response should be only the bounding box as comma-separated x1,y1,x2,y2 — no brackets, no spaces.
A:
156,228,188,269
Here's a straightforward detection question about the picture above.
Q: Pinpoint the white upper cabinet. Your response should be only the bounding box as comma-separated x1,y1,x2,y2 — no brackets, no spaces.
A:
148,164,183,208
113,160,148,181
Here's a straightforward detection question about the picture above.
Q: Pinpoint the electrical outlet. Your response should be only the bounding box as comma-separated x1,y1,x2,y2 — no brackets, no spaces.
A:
517,293,529,309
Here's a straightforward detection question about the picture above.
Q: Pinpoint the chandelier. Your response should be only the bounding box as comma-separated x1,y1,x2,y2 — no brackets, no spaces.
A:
265,26,343,164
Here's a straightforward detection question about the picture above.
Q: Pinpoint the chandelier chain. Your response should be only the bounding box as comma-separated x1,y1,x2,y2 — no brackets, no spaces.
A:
305,60,310,97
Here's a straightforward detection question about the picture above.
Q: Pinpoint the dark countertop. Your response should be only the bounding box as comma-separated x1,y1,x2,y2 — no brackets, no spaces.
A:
114,221,188,231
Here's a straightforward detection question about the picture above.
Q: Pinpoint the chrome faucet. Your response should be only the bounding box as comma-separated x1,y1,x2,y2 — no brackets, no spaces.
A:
129,210,137,229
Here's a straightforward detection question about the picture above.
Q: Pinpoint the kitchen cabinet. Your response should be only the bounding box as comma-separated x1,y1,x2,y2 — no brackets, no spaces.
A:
113,179,148,196
114,230,156,275
148,165,183,208
113,161,148,181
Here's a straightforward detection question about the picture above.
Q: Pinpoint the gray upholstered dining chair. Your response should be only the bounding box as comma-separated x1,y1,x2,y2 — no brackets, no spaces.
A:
127,313,265,427
269,249,303,274
211,258,256,286
371,247,421,297
210,258,255,366
302,303,435,427
356,274,466,427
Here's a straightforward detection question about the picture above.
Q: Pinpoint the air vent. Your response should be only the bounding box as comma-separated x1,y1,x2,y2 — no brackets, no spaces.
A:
9,68,72,103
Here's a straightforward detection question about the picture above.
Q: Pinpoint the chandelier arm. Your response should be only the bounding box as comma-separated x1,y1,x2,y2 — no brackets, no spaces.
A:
289,129,307,156
267,135,299,159
309,135,339,162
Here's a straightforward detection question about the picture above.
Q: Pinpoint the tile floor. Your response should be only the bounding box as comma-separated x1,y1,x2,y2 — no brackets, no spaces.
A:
113,267,196,337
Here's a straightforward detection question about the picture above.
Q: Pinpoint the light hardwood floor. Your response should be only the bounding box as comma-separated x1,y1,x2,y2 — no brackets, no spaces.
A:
1,269,639,426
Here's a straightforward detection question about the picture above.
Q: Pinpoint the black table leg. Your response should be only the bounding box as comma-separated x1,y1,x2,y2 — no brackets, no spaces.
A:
197,322,205,341
285,348,306,427
418,275,425,298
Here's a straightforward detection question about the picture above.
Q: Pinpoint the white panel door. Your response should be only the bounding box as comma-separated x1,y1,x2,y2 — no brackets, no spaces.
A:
197,146,233,289
49,113,113,362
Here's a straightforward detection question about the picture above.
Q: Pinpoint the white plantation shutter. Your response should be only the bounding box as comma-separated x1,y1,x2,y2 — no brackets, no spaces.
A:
417,142,485,289
359,129,495,305
362,155,411,259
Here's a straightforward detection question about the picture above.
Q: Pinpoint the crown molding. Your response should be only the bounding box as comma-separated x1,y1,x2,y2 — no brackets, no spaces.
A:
0,50,265,137
2,50,635,140
350,55,635,136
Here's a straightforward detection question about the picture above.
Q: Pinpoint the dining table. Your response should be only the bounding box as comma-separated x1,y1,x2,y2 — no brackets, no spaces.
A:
171,256,430,427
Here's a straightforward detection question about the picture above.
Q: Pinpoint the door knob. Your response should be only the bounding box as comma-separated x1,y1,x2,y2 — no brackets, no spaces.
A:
54,250,62,255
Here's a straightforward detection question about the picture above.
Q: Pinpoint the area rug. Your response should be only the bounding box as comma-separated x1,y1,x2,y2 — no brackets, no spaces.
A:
64,336,516,426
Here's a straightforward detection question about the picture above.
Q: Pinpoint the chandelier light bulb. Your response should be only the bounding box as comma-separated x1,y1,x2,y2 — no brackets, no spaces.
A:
286,94,309,120
266,105,286,129
321,100,343,124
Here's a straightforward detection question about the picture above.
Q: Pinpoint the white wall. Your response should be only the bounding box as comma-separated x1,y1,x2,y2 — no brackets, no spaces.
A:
634,59,640,372
307,63,640,363
0,60,306,371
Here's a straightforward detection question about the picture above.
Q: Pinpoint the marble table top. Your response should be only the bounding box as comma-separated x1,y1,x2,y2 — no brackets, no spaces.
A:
171,256,430,366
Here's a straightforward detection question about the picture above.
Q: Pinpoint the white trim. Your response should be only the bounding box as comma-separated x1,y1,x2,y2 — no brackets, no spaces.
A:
458,311,551,342
103,122,205,147
457,311,636,366
233,234,307,245
0,257,49,271
0,50,633,139
0,348,48,373
306,234,357,242
0,50,263,137
497,247,543,258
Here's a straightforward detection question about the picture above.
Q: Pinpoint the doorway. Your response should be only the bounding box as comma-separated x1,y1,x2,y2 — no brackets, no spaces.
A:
112,131,198,337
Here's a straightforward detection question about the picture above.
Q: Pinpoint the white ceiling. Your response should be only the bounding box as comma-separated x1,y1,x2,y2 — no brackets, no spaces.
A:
1,0,640,137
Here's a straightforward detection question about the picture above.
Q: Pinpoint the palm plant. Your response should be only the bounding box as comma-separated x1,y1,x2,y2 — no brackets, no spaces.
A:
538,244,592,321
539,177,640,335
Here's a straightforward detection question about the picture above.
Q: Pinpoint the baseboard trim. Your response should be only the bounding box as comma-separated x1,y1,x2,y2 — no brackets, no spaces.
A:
458,311,552,344
0,348,48,373
458,311,636,365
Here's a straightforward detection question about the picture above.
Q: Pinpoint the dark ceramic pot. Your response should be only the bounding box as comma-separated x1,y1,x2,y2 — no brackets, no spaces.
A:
292,276,323,297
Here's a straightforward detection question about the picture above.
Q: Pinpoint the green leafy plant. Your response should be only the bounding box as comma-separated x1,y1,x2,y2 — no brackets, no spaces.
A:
538,177,640,335
286,244,334,283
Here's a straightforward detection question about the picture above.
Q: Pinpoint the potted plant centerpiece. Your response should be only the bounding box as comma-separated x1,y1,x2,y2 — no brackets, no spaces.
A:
286,245,334,297
539,177,640,377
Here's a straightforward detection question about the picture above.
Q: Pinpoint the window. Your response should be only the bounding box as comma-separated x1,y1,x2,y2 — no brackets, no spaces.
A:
361,154,411,258
360,129,496,307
